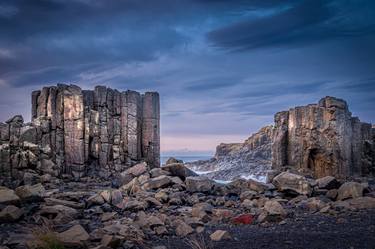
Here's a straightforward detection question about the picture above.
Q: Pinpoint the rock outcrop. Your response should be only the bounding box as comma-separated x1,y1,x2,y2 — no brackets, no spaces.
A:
272,96,374,178
187,126,273,181
188,96,374,181
0,84,160,184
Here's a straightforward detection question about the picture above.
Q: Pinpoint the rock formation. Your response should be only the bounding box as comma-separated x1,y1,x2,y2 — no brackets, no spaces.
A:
187,126,273,181
188,96,374,181
272,96,374,178
0,84,160,184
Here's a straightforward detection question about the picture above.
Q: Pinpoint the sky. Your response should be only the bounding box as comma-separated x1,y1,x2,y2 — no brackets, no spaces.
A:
0,0,374,156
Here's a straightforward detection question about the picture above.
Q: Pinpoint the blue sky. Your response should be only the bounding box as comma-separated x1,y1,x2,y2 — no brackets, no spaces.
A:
0,0,374,154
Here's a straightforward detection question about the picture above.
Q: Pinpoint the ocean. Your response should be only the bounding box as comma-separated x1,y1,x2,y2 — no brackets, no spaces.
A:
160,155,211,165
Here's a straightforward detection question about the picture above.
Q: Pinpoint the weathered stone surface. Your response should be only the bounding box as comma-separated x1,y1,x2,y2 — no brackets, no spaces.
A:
162,163,197,180
0,205,23,222
316,176,340,190
57,224,90,247
15,183,45,201
143,175,172,190
1,84,160,182
165,157,183,165
272,172,312,195
337,182,364,200
210,230,231,241
264,200,287,216
272,96,374,178
345,197,375,209
0,188,20,205
185,176,214,193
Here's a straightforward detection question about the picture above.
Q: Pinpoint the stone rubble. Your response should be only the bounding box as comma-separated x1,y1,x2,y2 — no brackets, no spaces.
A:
0,160,374,248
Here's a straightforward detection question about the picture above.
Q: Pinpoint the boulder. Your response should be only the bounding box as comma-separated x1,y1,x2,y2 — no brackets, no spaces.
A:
185,176,213,193
337,182,364,200
231,214,253,225
192,203,213,221
101,234,122,248
210,230,231,241
57,225,89,247
346,197,375,209
175,221,193,237
162,163,197,180
0,205,23,222
326,189,338,200
316,176,340,190
124,162,148,177
87,194,105,207
165,157,183,165
264,200,287,216
39,204,79,223
230,178,271,193
143,175,172,190
15,183,45,201
272,172,312,195
0,188,20,205
146,215,164,229
150,168,171,178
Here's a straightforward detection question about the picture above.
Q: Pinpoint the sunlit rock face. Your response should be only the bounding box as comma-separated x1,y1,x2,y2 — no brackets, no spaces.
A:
0,84,160,183
272,96,374,178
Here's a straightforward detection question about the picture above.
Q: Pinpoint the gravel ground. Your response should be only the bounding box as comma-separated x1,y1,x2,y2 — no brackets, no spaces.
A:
159,210,375,249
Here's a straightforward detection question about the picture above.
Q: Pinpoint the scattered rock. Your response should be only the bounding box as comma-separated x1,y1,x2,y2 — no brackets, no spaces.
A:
316,176,340,190
15,183,45,201
165,157,183,165
0,205,23,222
175,221,193,237
210,230,232,241
143,175,172,190
326,189,338,200
185,176,213,193
124,162,148,177
162,163,197,180
346,197,375,209
337,182,364,200
272,172,312,195
264,200,287,216
231,214,253,225
101,234,122,248
0,188,20,205
57,224,89,247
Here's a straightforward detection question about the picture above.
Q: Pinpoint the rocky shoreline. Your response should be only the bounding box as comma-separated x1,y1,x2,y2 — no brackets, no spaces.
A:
0,161,374,249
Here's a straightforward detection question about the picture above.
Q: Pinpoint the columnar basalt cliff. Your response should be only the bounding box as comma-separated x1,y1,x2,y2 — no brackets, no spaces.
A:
188,96,374,181
272,96,374,178
0,84,160,183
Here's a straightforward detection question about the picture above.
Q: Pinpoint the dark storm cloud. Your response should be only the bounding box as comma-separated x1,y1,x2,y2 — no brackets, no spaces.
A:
207,0,375,50
0,0,375,151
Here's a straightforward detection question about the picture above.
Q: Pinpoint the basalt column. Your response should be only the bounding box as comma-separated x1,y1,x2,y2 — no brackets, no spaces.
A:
63,85,85,178
31,84,160,178
272,96,374,178
142,92,160,168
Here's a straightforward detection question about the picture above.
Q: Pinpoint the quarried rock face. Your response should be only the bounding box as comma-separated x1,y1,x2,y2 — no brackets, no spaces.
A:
0,84,160,183
272,96,374,178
